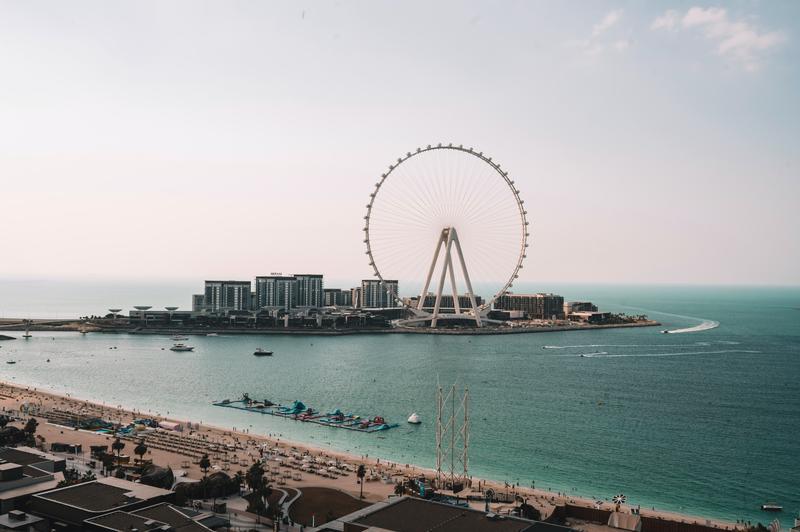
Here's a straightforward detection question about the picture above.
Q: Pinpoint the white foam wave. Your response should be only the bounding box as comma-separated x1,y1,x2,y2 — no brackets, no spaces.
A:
543,342,714,349
580,349,758,358
663,320,720,334
577,352,609,357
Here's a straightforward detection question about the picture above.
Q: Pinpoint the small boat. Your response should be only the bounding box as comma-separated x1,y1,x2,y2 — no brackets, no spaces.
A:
6,360,16,365
761,503,783,512
253,348,273,356
170,343,195,352
661,330,670,334
171,335,188,341
407,412,421,424
206,333,218,337
22,333,31,339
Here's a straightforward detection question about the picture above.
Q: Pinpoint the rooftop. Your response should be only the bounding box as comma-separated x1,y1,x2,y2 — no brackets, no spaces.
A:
35,477,171,513
342,497,574,532
0,446,60,467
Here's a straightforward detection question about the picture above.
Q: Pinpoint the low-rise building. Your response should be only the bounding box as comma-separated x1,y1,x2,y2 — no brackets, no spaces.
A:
568,311,611,324
563,301,598,316
416,294,484,313
0,509,45,531
321,495,574,532
0,447,66,513
29,477,173,530
494,293,565,320
84,502,217,532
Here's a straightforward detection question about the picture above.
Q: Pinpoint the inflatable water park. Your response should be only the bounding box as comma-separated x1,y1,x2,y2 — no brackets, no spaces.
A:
212,393,399,433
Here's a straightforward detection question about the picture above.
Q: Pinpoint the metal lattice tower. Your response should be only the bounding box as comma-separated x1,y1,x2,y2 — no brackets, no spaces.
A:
435,382,469,489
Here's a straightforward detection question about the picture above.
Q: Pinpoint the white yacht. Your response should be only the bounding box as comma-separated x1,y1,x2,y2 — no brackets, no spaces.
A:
171,335,188,341
407,413,421,424
169,343,195,352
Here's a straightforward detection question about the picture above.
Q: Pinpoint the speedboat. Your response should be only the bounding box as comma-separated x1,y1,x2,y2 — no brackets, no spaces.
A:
169,343,195,352
6,360,16,365
171,335,188,341
761,503,783,512
253,348,273,357
407,413,421,424
661,330,670,334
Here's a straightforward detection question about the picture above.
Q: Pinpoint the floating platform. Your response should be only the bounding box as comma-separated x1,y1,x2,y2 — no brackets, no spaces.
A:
212,397,399,433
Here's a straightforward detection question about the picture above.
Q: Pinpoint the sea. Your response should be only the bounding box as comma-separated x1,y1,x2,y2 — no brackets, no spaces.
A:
0,280,798,526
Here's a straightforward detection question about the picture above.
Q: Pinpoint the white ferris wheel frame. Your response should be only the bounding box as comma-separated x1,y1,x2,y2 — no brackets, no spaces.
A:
363,144,530,325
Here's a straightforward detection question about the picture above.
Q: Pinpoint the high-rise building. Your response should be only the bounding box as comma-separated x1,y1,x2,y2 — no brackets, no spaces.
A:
361,279,399,308
494,293,565,320
192,294,206,312
294,274,324,308
255,275,297,310
203,281,252,313
324,288,353,307
350,287,362,309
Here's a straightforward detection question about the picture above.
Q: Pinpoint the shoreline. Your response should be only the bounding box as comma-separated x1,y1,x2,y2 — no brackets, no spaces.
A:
0,320,661,335
0,378,744,531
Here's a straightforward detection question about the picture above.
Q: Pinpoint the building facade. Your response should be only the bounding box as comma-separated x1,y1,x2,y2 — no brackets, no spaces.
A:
419,294,484,313
203,281,251,313
293,274,324,308
191,294,206,312
324,288,353,307
255,275,297,311
494,293,565,320
361,279,399,309
350,287,362,308
564,301,598,316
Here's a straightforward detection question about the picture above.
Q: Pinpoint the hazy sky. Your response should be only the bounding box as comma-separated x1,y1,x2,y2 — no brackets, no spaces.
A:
1,1,798,287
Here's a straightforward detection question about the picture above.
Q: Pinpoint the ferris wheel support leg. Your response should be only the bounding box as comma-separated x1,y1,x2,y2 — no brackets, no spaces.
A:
451,228,482,327
431,228,455,328
446,253,461,314
418,231,446,311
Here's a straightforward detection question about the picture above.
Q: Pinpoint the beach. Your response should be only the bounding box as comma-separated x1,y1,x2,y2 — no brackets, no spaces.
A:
0,379,746,530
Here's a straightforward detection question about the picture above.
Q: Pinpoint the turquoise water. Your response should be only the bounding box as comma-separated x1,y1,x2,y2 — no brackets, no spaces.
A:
0,284,798,526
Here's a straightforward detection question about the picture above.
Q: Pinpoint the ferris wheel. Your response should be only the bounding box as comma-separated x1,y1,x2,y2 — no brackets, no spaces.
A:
364,144,529,327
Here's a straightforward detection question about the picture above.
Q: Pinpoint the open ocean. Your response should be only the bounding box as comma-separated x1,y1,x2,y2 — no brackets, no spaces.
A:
0,281,798,526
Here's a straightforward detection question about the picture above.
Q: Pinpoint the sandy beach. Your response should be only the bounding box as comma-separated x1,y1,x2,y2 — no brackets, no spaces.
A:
0,379,746,530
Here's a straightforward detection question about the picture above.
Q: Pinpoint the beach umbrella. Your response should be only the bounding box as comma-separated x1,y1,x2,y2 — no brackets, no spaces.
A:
612,494,626,505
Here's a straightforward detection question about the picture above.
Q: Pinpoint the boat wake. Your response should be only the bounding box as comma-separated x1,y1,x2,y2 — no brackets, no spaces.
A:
662,320,720,334
543,342,714,349
578,349,758,358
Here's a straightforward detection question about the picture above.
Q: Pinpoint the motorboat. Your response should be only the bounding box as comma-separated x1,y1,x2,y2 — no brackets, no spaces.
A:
761,503,783,512
661,330,670,334
171,335,188,341
253,348,273,357
407,413,421,424
6,360,16,365
169,343,195,352
206,333,218,337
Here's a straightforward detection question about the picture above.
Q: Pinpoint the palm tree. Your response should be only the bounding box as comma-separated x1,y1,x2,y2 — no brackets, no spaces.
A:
111,437,125,465
134,440,148,468
245,461,271,523
199,454,211,478
357,464,366,499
